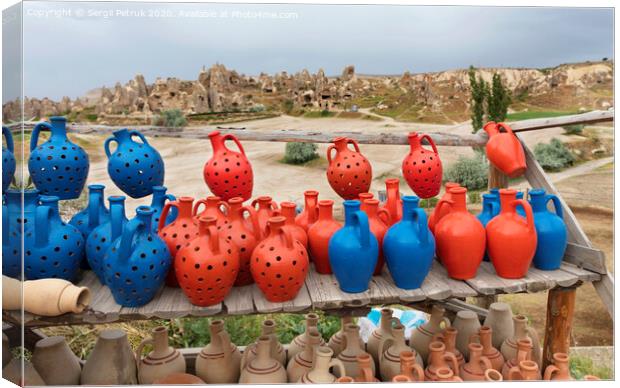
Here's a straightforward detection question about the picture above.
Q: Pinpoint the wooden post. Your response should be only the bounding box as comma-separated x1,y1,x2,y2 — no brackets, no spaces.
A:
542,287,576,371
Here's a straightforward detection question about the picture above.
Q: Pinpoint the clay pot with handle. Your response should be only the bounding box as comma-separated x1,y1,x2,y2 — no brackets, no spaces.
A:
353,354,379,382
459,343,492,381
307,199,341,274
250,195,279,235
381,178,403,225
288,313,326,361
485,368,503,381
452,310,481,359
432,327,465,367
360,198,390,275
327,316,361,357
136,326,186,384
366,307,398,367
193,195,229,227
299,346,347,383
326,137,372,200
280,201,308,248
428,182,460,233
195,319,242,383
241,319,286,369
484,122,527,178
379,324,424,381
397,350,425,382
508,360,540,381
410,304,451,361
543,352,572,380
401,132,443,199
424,341,460,381
239,336,287,384
337,323,375,377
500,314,542,368
287,329,322,382
483,302,514,349
469,326,504,371
501,338,539,379
296,190,319,232
435,366,464,382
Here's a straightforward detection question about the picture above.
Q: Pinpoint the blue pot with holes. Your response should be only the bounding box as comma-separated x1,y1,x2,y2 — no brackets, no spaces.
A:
2,189,40,278
2,126,16,193
528,188,568,270
149,186,177,233
69,184,110,269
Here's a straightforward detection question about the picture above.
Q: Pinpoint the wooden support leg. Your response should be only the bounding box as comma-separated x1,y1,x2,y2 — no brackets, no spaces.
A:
473,295,498,309
542,287,576,370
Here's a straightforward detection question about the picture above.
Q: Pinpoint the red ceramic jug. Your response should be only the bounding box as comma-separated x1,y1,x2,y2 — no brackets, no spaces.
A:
279,201,308,248
307,200,341,274
486,189,537,278
428,182,461,233
250,216,309,302
484,122,527,178
434,187,486,279
381,179,402,225
402,132,443,199
193,196,229,228
295,190,319,232
326,137,372,200
360,198,390,275
158,197,200,287
250,196,279,235
203,130,254,201
175,216,239,306
359,192,374,202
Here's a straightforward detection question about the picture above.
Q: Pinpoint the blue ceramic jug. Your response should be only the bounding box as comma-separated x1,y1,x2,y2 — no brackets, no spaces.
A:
26,196,84,281
149,185,177,233
383,196,435,290
103,206,171,307
477,193,500,227
2,189,40,278
528,189,567,270
28,117,89,200
328,200,378,293
105,129,165,199
86,196,128,283
2,126,16,193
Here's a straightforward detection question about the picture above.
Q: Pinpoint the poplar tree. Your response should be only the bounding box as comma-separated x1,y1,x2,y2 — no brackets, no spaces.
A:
469,66,487,133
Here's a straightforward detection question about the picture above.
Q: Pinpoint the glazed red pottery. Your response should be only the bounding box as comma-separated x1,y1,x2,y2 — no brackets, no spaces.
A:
484,122,527,178
326,137,372,200
295,190,319,232
486,189,537,279
359,192,374,202
402,132,443,199
434,187,486,279
193,196,229,228
175,216,239,306
381,179,402,225
307,200,341,274
279,201,308,248
250,216,309,302
203,131,254,201
428,182,461,233
250,196,279,235
158,197,200,287
360,198,390,275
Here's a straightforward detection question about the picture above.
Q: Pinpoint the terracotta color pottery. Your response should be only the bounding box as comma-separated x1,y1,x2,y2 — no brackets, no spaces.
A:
3,359,47,386
32,336,81,385
433,327,465,367
544,352,572,380
501,338,535,379
195,319,242,384
360,198,390,275
485,369,503,381
484,122,527,178
287,329,321,382
299,346,347,383
508,360,540,381
81,329,138,385
136,326,186,384
398,350,425,382
307,199,341,274
327,316,358,357
288,313,326,361
410,304,451,361
469,326,504,371
193,195,229,227
250,195,279,234
379,323,424,381
452,310,481,358
428,182,460,233
435,366,463,382
326,137,372,200
337,323,375,377
434,187,486,279
153,373,205,384
240,336,287,384
500,314,542,368
483,302,514,349
392,374,412,382
336,376,356,383
353,354,379,382
280,201,308,248
381,178,403,225
425,341,460,381
367,307,398,367
487,189,537,278
401,132,443,199
295,190,319,232
250,216,309,302
459,343,492,381
3,276,91,316
203,130,254,201
359,192,374,202
242,319,286,368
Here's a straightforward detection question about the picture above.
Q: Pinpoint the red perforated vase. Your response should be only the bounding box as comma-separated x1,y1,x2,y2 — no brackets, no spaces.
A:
279,201,308,248
428,182,461,233
250,216,309,302
176,216,239,306
203,131,254,201
193,196,229,228
402,132,443,199
360,198,390,275
295,190,319,232
381,179,402,225
250,196,279,235
326,137,372,200
307,200,341,274
484,122,526,178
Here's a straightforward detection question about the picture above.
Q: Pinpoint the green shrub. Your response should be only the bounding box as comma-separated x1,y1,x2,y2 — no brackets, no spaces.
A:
152,109,187,127
85,114,98,122
444,154,488,191
320,109,331,117
283,142,319,164
249,104,266,113
569,355,612,380
419,197,439,208
468,191,481,204
534,138,575,171
282,99,295,114
563,124,584,135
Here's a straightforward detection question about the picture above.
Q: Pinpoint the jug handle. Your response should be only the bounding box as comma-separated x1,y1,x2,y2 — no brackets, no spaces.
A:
326,144,337,164
443,352,460,377
104,136,118,159
543,364,559,381
192,199,209,217
242,206,262,240
512,199,535,232
2,126,14,153
87,191,101,229
545,194,564,219
329,358,347,379
222,134,246,155
158,201,178,233
496,122,517,137
129,130,150,145
479,355,493,372
419,134,439,155
280,223,295,249
353,210,371,249
119,217,144,261
433,199,454,227
35,205,52,248
378,337,395,361
347,138,361,153
30,122,52,152
377,207,391,226
508,365,522,381
409,363,425,382
414,208,430,245
207,223,220,254
134,337,154,372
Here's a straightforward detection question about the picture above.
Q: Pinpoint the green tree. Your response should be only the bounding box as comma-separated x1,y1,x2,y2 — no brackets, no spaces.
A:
487,73,511,123
468,66,487,133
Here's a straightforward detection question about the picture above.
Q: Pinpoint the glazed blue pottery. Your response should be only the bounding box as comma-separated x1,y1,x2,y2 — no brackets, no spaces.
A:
328,200,378,293
69,184,110,269
86,196,128,283
149,185,177,233
26,196,84,281
2,126,16,193
105,129,165,199
529,188,568,270
2,189,40,278
478,193,501,262
383,196,435,290
103,206,171,307
28,116,89,200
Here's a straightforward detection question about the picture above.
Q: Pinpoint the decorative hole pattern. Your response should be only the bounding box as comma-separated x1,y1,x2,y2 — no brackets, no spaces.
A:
326,138,372,200
2,190,40,278
401,134,443,199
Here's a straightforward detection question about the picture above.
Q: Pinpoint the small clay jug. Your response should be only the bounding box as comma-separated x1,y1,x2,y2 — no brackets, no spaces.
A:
338,323,375,377
326,137,372,200
360,198,390,275
239,336,287,384
435,366,463,382
295,190,319,232
459,343,492,381
359,192,374,202
483,302,514,349
288,313,326,361
544,352,572,380
433,327,464,367
424,341,460,381
280,201,308,248
299,346,347,383
32,336,81,385
508,360,540,381
287,329,322,382
336,376,356,383
379,323,424,381
353,353,379,382
193,195,229,227
484,122,527,178
3,276,91,316
501,338,535,379
469,326,504,371
410,304,451,361
401,132,443,199
242,319,286,368
367,307,399,368
452,310,481,358
392,374,412,382
428,182,460,233
397,350,425,382
153,373,205,384
195,319,242,384
250,195,279,234
136,326,186,384
381,178,403,225
307,199,341,274
500,314,542,368
81,329,138,385
485,368,503,381
327,316,357,357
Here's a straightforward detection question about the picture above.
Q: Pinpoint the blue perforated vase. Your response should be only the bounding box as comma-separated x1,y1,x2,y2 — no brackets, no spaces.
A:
2,189,40,278
2,126,16,193
149,186,177,233
69,184,110,268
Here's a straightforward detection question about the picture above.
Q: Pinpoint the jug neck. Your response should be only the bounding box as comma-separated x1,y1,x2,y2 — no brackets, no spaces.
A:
49,117,68,140
313,348,332,371
267,216,286,238
112,128,131,143
479,327,493,349
407,132,421,149
317,200,334,222
528,189,548,212
343,200,361,225
385,178,400,195
304,190,319,208
447,187,467,212
280,202,297,224
255,336,272,362
362,199,380,217
380,308,394,331
176,197,195,219
39,196,61,219
305,313,319,332
109,196,127,240
135,206,154,231
151,327,170,356
333,137,349,151
402,196,420,220
256,196,273,210
344,325,361,350
261,320,276,336
209,320,225,344
499,189,518,213
208,131,225,153
227,198,245,222
150,186,167,206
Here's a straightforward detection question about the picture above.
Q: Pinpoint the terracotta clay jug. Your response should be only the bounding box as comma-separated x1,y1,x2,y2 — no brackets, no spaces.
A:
153,373,205,384
359,192,374,202
487,189,537,278
452,310,481,359
483,302,514,349
353,353,378,382
435,366,463,382
81,329,138,385
434,187,486,279
381,178,403,225
32,336,81,385
287,329,322,382
433,327,465,367
459,343,492,381
195,319,242,383
401,132,443,199
280,201,308,248
398,350,425,382
484,122,527,178
367,307,399,366
508,360,540,381
410,304,451,361
3,276,91,316
193,195,229,227
203,130,254,201
360,198,390,275
327,316,359,357
307,199,341,274
338,323,375,377
379,323,424,381
336,376,356,383
299,346,347,383
544,352,572,380
392,374,412,382
295,190,319,232
326,137,372,200
424,341,460,381
501,338,535,379
242,319,286,368
428,182,460,233
288,313,326,361
239,336,287,384
136,326,186,384
501,314,542,368
485,368,503,381
469,326,504,371
250,195,279,234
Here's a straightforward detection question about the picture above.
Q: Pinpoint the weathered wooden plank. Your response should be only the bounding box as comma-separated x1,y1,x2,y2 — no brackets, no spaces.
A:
282,284,312,313
83,278,122,323
563,242,606,274
250,283,311,313
508,109,613,132
465,262,527,295
223,285,255,315
420,263,453,300
304,264,371,309
380,270,426,303
431,261,478,298
526,267,579,289
558,263,601,283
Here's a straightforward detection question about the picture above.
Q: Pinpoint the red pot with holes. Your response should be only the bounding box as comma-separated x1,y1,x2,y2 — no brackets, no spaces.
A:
175,216,239,306
193,196,229,228
250,216,309,302
250,196,279,235
295,190,319,232
326,137,372,200
401,132,443,199
279,201,308,248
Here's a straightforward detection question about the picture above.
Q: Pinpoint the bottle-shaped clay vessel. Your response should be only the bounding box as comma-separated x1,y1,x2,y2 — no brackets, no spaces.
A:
287,313,326,361
397,350,425,382
327,316,357,357
508,360,540,381
195,320,242,384
485,368,504,381
435,366,464,382
501,338,536,380
360,198,390,275
410,304,451,361
193,195,229,227
239,336,287,384
452,310,481,359
136,326,186,384
299,346,347,383
307,199,341,274
337,323,375,377
483,302,514,349
366,307,398,369
295,190,319,232
469,326,504,371
241,319,286,368
424,341,460,381
280,201,308,248
459,343,492,381
544,352,573,380
381,178,403,225
379,323,424,381
500,314,542,369
287,329,322,382
81,329,138,385
433,327,465,367
353,354,379,382
32,336,82,385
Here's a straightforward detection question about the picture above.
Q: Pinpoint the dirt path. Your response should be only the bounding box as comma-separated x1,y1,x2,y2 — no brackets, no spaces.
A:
547,157,613,183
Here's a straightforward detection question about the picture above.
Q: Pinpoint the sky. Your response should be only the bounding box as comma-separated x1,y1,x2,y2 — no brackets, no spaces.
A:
3,1,614,101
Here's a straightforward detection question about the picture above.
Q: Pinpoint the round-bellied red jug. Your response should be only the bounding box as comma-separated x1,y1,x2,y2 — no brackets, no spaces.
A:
360,199,390,275
176,216,239,306
486,189,537,279
326,137,372,200
528,189,567,271
434,187,486,280
193,196,229,228
484,122,526,178
381,179,402,225
428,182,460,233
295,190,319,232
250,196,279,235
203,131,253,201
402,132,443,199
158,197,200,287
250,216,309,302
307,200,341,274
279,201,308,248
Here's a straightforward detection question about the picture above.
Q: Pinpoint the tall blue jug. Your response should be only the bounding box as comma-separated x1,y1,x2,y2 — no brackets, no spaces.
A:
69,184,110,270
28,117,89,200
149,186,177,233
478,193,500,262
528,189,567,270
2,189,40,278
2,126,16,193
328,200,378,293
383,196,435,290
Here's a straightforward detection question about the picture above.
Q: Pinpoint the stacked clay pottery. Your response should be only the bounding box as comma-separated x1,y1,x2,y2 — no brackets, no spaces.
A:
329,200,378,293
501,314,542,368
3,358,46,386
501,338,535,379
307,199,341,274
337,323,375,377
452,310,481,358
326,137,372,200
2,126,15,193
3,276,91,316
483,302,515,349
381,178,403,225
242,319,286,368
81,329,138,385
287,329,321,381
544,352,572,380
469,326,504,371
250,216,309,302
239,336,287,384
433,327,465,367
136,326,186,384
32,336,81,385
428,182,460,233
508,360,540,381
367,308,398,366
153,373,205,384
398,350,425,382
485,369,503,381
2,189,39,278
299,347,347,383
195,319,242,383
222,197,261,286
410,304,451,361
295,190,319,232
528,188,568,270
435,367,463,382
360,198,390,274
354,354,379,382
487,189,537,278
424,341,460,381
203,130,254,201
280,201,308,248
379,323,424,381
149,186,177,233
69,184,109,240
484,122,527,178
459,343,492,381
434,186,486,279
401,132,443,199
327,316,358,357
29,116,89,199
288,313,326,361
105,128,164,198
250,195,279,234
193,196,229,227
